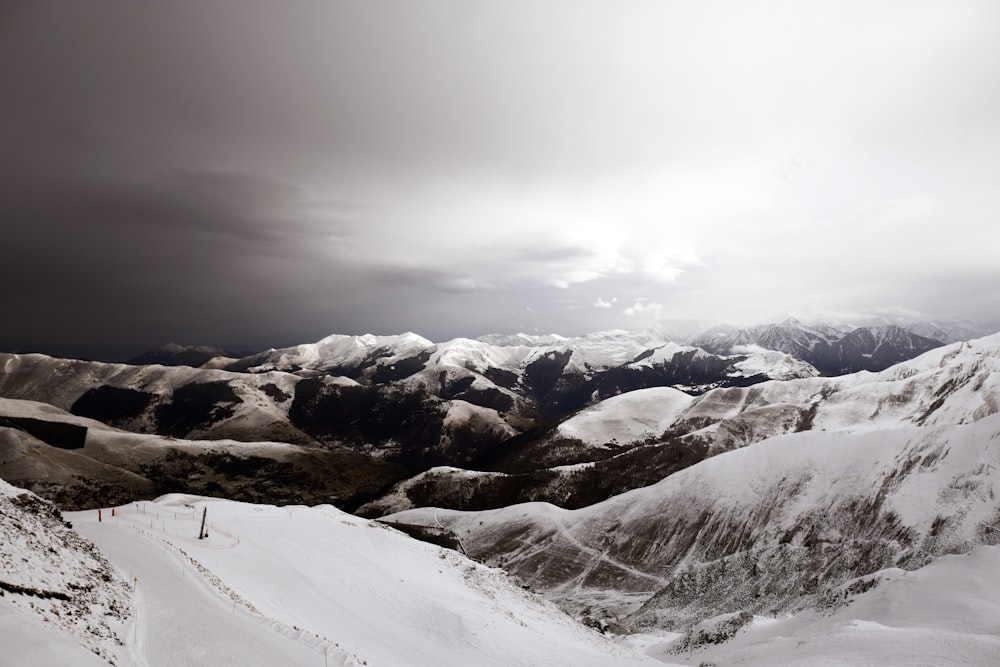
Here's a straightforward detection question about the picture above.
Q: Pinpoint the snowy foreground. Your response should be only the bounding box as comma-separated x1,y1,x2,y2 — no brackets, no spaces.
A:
0,486,998,665
65,496,663,667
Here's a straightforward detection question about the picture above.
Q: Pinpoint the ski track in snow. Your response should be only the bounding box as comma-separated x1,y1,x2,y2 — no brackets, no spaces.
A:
71,499,666,667
552,516,669,592
75,504,353,667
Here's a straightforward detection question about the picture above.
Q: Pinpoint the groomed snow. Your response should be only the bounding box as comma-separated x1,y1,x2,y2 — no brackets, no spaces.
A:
69,496,667,667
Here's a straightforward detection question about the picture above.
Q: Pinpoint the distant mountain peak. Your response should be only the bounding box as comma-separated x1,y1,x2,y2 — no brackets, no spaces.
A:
127,343,243,367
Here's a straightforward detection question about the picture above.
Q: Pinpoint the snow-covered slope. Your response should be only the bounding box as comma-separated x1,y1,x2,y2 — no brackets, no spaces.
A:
234,332,434,375
64,495,666,667
672,333,1000,456
388,407,1000,634
640,546,1000,665
555,386,695,449
0,480,131,664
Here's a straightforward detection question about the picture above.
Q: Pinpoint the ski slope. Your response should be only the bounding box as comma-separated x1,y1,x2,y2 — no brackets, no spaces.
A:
70,496,665,667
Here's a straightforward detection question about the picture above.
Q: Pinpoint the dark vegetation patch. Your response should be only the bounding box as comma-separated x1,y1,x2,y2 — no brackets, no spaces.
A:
259,383,290,402
0,416,87,449
366,438,710,516
455,387,514,413
523,350,573,399
156,381,243,437
482,367,519,389
289,379,445,469
136,447,408,510
371,351,431,384
71,385,154,425
670,611,753,652
439,374,475,399
476,429,622,474
39,477,155,511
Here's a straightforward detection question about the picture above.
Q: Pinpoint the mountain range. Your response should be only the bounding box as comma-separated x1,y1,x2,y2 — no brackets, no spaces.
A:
3,318,1000,664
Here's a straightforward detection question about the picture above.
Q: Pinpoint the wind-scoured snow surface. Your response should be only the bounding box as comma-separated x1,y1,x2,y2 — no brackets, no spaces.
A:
60,495,664,667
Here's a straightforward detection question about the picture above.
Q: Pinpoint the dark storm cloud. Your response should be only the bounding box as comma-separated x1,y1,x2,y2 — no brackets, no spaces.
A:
2,1,1000,358
3,170,353,246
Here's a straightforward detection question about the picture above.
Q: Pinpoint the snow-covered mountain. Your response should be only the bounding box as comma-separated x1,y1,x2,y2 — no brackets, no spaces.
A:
4,324,1000,664
387,407,1000,635
227,329,812,407
0,331,817,511
126,342,249,368
904,319,1000,344
692,319,943,375
0,325,993,520
360,333,1000,515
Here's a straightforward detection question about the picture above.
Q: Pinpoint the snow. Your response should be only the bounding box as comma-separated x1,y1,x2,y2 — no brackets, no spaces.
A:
388,408,1000,648
0,600,110,667
65,495,665,667
248,332,434,373
0,479,131,663
730,344,821,379
556,387,695,447
644,546,1000,666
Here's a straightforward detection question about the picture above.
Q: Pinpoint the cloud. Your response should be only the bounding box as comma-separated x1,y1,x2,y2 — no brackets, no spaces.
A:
2,1,1000,357
623,300,664,318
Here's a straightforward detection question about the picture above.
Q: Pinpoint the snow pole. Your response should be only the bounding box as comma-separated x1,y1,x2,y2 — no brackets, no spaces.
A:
98,509,102,522
111,508,115,517
198,507,208,539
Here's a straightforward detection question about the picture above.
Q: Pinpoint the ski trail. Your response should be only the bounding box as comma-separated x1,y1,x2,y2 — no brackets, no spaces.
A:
76,517,353,666
553,518,669,590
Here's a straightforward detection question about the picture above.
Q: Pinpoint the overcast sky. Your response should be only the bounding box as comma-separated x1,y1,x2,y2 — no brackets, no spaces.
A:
2,1,999,359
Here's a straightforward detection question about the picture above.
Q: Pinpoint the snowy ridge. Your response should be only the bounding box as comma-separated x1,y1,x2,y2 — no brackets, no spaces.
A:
244,331,434,374
556,387,695,448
